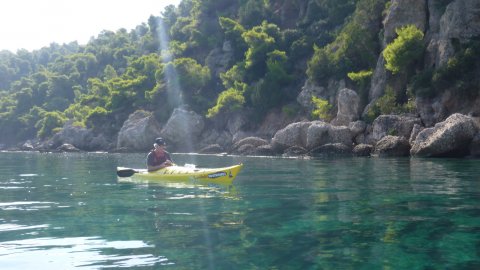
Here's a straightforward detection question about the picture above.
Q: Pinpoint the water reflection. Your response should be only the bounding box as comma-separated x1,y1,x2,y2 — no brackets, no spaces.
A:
0,152,479,269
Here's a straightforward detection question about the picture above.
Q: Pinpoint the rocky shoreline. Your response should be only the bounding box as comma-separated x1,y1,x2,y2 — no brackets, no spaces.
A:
2,0,480,160
4,107,479,159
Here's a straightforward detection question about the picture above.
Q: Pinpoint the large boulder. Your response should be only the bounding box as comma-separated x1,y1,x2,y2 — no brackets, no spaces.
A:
411,113,478,157
332,88,361,126
56,143,81,153
232,137,269,149
161,108,205,152
230,137,269,155
272,121,354,153
199,129,232,150
52,121,110,151
373,135,411,157
271,121,313,151
117,110,162,151
309,143,352,157
349,121,368,144
306,122,353,149
353,144,374,157
372,114,421,142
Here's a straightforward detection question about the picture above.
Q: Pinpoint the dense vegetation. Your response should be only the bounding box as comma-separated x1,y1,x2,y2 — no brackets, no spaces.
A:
0,0,478,146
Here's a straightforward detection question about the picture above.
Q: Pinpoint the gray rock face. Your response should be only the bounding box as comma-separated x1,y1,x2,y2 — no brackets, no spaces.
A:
227,113,249,135
205,41,233,77
350,121,368,144
440,0,480,40
230,137,269,155
409,124,424,145
367,56,387,102
365,0,428,117
332,88,361,126
470,134,480,157
199,144,224,154
297,80,326,114
372,115,421,142
411,113,478,157
21,141,35,151
374,135,411,157
427,0,480,67
117,110,162,151
199,129,232,150
383,0,428,43
353,144,374,157
283,146,308,157
258,109,306,138
309,143,352,157
56,143,81,152
272,121,354,153
306,122,353,149
271,121,313,151
52,121,109,151
297,80,345,116
161,108,205,151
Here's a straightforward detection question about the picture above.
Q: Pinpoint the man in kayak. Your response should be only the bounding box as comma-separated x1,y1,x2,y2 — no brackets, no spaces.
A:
147,137,174,171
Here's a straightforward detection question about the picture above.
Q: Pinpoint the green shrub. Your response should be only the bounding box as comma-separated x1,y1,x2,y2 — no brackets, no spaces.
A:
307,45,335,85
206,88,245,118
365,87,416,122
282,103,300,117
311,96,333,120
307,0,384,85
383,25,424,74
35,111,67,139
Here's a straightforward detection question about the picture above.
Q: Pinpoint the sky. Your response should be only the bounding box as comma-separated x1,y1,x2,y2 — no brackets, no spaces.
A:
0,0,181,52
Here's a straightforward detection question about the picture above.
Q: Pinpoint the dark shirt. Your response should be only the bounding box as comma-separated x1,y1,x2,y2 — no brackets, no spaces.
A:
146,150,172,167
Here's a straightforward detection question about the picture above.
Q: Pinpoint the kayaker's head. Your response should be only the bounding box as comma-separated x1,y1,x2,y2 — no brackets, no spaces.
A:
153,137,166,151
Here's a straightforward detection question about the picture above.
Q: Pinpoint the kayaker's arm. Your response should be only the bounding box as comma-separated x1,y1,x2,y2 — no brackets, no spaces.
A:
147,160,173,172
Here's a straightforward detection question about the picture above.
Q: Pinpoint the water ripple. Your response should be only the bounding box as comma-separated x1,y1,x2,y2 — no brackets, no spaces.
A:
0,237,172,269
0,201,58,211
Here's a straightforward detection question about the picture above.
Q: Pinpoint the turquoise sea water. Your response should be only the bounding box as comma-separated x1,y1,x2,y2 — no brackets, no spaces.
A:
0,152,479,269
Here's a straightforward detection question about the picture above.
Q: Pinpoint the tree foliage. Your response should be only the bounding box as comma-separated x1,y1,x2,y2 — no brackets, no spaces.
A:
311,96,332,120
0,0,476,145
383,25,425,74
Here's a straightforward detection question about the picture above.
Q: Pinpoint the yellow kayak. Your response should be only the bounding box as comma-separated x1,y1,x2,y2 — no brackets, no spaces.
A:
117,164,243,186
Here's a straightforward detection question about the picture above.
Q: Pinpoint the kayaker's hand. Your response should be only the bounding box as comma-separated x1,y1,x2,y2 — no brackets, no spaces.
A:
164,160,173,166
